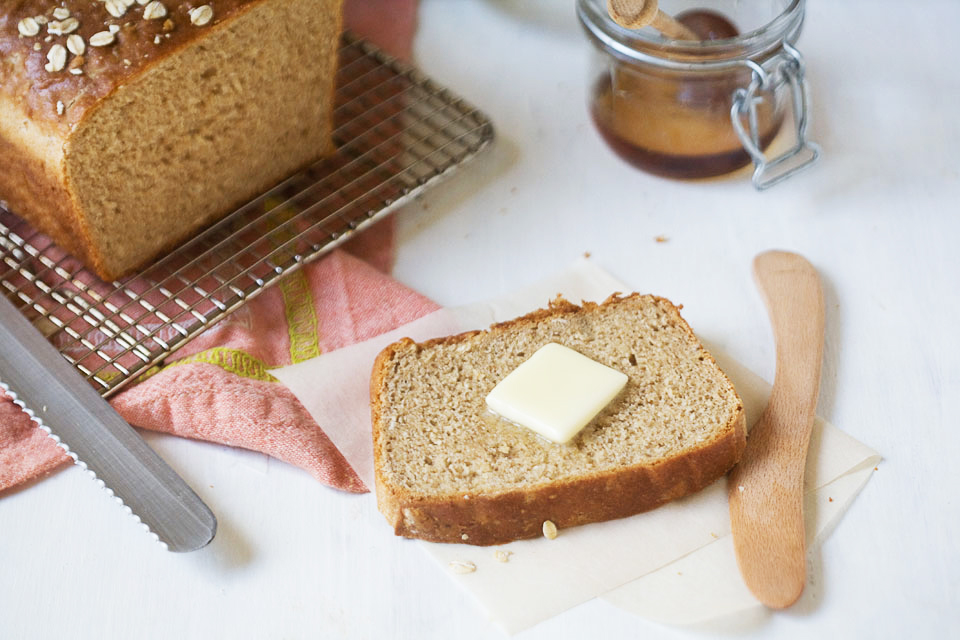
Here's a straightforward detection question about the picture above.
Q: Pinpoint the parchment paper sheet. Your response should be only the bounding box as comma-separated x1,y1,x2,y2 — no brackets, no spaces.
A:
273,260,880,633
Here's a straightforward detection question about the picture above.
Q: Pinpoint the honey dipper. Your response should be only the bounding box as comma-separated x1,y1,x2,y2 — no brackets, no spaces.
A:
607,0,698,39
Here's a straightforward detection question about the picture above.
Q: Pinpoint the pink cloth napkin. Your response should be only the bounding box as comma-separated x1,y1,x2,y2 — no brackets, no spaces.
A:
0,0,425,496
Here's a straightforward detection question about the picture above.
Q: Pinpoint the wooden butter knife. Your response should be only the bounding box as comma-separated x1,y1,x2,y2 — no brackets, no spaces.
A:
728,250,825,608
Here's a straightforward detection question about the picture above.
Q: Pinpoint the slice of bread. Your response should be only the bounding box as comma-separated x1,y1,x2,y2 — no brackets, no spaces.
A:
370,294,746,545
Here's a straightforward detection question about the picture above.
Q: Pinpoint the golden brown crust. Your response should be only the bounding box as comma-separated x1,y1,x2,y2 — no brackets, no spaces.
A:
0,121,98,270
0,0,342,280
0,1,260,130
370,293,747,546
381,412,744,545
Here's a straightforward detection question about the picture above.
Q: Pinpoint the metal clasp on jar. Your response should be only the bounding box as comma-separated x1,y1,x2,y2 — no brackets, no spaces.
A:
731,42,821,191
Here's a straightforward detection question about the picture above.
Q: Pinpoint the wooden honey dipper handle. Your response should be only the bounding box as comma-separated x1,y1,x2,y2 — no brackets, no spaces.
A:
607,0,698,39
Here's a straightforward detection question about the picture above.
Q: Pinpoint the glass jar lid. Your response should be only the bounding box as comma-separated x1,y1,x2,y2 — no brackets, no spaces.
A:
577,0,805,72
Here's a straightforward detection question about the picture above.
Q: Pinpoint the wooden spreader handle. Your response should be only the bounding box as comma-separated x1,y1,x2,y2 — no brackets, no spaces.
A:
728,250,825,609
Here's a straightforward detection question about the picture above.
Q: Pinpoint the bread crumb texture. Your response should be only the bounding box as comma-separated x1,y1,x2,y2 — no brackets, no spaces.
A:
66,0,339,277
378,295,738,492
372,294,745,544
448,560,476,575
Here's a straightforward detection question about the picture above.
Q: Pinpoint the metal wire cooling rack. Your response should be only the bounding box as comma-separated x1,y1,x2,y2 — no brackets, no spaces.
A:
0,33,493,398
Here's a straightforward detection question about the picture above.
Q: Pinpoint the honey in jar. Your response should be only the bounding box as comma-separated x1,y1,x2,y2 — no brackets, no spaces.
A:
578,0,819,188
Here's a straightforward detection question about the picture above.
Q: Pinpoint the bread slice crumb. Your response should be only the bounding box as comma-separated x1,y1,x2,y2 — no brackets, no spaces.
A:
449,560,476,575
372,294,746,545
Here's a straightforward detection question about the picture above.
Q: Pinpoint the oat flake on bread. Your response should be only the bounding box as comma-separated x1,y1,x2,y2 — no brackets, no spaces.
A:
0,0,344,279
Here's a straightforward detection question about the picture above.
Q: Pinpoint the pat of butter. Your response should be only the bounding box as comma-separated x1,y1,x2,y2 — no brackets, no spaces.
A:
484,343,628,444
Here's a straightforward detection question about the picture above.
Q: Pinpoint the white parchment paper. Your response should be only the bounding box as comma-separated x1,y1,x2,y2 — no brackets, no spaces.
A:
272,260,880,633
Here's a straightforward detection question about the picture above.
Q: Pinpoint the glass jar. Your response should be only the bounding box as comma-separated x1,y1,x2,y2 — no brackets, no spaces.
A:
577,0,819,189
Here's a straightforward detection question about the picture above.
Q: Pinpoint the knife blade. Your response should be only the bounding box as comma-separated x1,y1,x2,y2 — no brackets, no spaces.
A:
0,292,216,552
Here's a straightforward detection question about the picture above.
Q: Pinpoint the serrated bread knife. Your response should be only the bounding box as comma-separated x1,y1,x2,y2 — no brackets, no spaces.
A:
0,293,216,552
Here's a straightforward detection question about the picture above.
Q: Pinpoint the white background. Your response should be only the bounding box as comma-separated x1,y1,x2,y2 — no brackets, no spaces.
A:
2,0,958,638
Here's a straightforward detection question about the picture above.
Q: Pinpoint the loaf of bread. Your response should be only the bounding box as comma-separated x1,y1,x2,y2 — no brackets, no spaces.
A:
371,294,746,546
0,0,342,280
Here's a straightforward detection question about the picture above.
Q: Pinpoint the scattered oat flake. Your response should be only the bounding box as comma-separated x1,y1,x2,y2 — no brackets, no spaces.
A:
54,17,79,35
89,31,116,47
53,7,70,20
105,0,128,19
143,1,167,20
45,44,67,73
461,533,469,541
542,520,558,540
449,560,476,575
66,34,85,55
655,235,669,243
18,17,41,37
56,101,64,115
189,4,214,26
494,550,512,563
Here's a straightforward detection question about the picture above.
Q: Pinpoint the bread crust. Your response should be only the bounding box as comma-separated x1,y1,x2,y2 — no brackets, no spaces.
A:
371,293,746,546
0,114,102,272
0,0,342,280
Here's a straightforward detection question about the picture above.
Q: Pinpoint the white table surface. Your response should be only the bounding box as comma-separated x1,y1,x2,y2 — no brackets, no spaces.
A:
2,0,958,637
